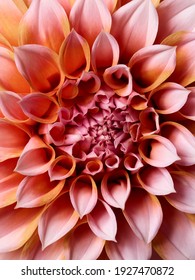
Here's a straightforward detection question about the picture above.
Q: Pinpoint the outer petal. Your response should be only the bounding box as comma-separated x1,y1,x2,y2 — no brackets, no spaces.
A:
101,170,131,209
180,87,195,120
160,122,195,166
106,211,152,260
38,192,79,249
14,44,61,93
129,45,176,93
70,175,98,218
103,0,117,12
139,135,180,167
15,136,55,176
124,188,163,243
138,166,175,195
59,30,90,78
87,199,117,241
111,0,158,63
69,0,112,47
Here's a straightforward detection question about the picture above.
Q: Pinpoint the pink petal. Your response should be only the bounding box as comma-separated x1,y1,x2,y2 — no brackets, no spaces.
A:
111,0,158,63
140,107,160,135
16,173,64,208
0,33,12,49
149,82,190,114
139,135,180,167
138,166,175,195
70,175,98,218
87,199,117,241
160,122,195,166
106,211,152,260
58,80,78,105
124,188,163,243
47,122,66,146
59,29,90,78
129,44,176,93
19,0,70,53
124,153,143,173
103,64,132,96
38,192,79,249
77,71,101,95
0,205,42,253
154,200,195,259
15,136,55,176
103,0,117,12
65,223,105,260
105,154,120,171
14,44,61,93
128,91,148,110
83,158,103,176
69,0,112,47
180,87,195,120
20,93,59,123
101,170,131,209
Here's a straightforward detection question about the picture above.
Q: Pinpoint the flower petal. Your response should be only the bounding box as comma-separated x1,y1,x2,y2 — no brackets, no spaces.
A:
140,107,160,135
180,87,195,120
77,71,101,95
124,188,163,243
124,153,143,173
103,0,117,12
83,158,103,176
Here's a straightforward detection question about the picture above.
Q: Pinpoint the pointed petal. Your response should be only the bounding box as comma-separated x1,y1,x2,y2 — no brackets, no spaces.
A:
140,107,160,135
87,199,117,241
38,192,79,249
111,0,158,63
101,170,131,209
138,166,175,195
180,87,195,120
14,44,61,93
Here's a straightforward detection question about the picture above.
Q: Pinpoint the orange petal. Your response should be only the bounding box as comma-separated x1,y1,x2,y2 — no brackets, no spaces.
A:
128,91,148,110
103,0,118,12
58,80,78,104
19,0,70,53
180,87,195,120
59,29,90,78
77,71,101,95
14,44,61,93
83,158,103,175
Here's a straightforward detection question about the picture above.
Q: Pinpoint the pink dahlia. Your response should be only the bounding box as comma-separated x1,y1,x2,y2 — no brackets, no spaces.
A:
0,0,195,260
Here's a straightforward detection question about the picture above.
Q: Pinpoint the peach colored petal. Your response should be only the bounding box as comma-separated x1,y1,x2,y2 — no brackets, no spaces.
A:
103,64,132,96
124,188,163,243
140,107,160,135
111,0,158,63
16,173,65,208
58,80,78,105
49,154,76,181
0,205,43,253
160,122,195,166
0,47,30,93
20,93,59,123
0,247,23,260
0,119,30,162
128,91,148,110
77,71,101,95
103,0,117,12
19,0,70,53
91,31,119,74
129,45,176,93
101,170,131,209
106,211,152,259
83,158,103,175
149,82,190,114
46,122,66,146
0,33,12,49
14,44,61,93
70,175,98,218
15,136,55,176
57,0,74,15
65,223,105,260
124,153,143,173
154,200,195,259
138,166,175,195
59,30,90,79
139,135,180,167
87,199,117,241
38,192,79,249
69,0,112,47
180,87,195,120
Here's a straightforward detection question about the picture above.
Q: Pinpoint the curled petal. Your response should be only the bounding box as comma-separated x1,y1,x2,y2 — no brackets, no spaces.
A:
20,93,59,123
58,80,78,105
70,175,98,218
88,199,117,241
59,30,90,78
106,211,152,260
19,0,70,53
65,223,105,260
129,45,176,93
139,135,180,167
47,122,66,146
129,123,141,142
83,159,103,176
16,173,64,208
49,155,76,181
149,82,190,114
15,136,55,176
14,44,61,93
77,71,101,95
160,122,195,166
38,192,79,249
101,170,131,209
180,87,195,120
140,107,160,135
138,166,175,195
124,188,163,243
111,0,158,63
128,91,148,110
69,0,112,47
103,64,132,96
105,154,120,171
124,153,143,173
166,172,195,214
91,31,119,74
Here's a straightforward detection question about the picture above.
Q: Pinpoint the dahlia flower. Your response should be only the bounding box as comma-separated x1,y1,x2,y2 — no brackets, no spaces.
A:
0,0,195,260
